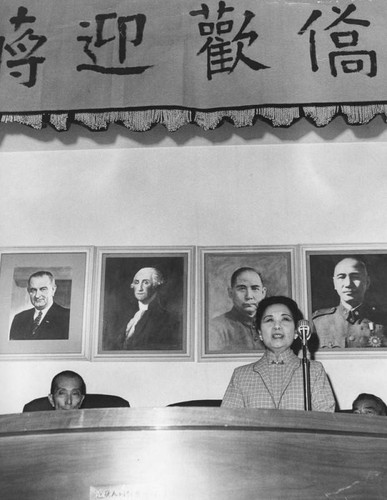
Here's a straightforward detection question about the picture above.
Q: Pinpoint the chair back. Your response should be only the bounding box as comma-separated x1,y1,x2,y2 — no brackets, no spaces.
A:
23,394,130,412
167,399,222,407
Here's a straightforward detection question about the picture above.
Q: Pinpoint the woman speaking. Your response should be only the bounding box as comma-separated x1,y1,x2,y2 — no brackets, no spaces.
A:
221,296,335,412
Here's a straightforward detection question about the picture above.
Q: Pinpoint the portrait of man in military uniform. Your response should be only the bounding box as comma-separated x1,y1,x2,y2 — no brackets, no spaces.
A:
309,253,387,349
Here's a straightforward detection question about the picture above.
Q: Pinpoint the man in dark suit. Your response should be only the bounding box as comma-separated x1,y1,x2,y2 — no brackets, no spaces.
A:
114,267,181,350
9,270,70,340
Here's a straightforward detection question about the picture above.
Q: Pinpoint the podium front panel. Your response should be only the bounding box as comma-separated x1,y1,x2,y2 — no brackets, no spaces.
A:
1,408,387,499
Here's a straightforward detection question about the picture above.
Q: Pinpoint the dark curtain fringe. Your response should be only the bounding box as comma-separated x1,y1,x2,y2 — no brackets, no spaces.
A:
1,105,387,131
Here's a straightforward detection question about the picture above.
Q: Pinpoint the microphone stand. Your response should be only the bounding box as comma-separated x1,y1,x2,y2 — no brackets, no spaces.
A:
301,333,312,411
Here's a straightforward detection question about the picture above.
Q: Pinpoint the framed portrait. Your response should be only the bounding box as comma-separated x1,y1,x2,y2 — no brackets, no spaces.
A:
199,246,297,360
301,244,387,357
0,247,94,359
93,247,194,360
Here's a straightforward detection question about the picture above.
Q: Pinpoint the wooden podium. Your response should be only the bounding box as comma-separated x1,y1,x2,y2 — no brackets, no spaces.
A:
1,408,387,499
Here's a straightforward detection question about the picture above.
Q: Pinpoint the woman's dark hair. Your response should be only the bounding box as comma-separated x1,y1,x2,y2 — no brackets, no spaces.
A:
255,296,304,331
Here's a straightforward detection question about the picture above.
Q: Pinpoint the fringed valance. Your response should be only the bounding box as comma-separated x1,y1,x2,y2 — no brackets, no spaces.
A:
1,0,386,130
2,105,387,131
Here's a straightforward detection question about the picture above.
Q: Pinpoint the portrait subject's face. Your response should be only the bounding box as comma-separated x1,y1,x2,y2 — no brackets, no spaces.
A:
28,275,57,311
258,303,297,355
131,268,157,304
228,270,266,318
333,258,370,309
48,376,85,410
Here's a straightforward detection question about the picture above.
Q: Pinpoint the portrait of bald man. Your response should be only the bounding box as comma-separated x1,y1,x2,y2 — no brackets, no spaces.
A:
204,250,294,355
209,267,266,353
101,256,185,352
311,255,387,349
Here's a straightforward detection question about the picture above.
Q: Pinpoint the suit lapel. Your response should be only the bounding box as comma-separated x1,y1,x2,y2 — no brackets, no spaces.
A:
131,300,161,340
131,309,148,337
277,355,300,408
253,356,276,407
27,309,36,336
36,304,53,332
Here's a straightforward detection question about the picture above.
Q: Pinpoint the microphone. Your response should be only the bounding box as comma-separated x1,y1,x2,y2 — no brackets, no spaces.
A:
297,319,311,343
297,319,312,411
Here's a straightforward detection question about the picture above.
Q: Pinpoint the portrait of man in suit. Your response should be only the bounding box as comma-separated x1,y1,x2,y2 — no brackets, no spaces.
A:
118,267,181,350
100,254,187,353
9,270,70,340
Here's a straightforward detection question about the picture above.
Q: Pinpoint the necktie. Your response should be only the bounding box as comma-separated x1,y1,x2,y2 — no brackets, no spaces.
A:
32,311,43,335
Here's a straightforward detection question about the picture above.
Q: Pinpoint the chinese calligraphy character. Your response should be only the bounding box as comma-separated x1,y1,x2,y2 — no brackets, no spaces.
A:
0,6,47,88
298,4,376,78
77,12,153,75
189,1,269,80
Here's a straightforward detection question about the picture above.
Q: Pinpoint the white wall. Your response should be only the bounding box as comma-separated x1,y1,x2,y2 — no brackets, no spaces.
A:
1,119,387,414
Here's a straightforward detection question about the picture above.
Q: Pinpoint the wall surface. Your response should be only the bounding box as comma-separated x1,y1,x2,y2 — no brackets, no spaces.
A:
1,117,387,414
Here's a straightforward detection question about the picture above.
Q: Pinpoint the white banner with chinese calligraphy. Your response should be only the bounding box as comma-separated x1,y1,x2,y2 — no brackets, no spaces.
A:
1,0,387,130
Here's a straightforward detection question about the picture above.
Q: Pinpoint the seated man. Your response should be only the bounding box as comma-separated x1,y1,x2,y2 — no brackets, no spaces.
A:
352,393,387,416
48,370,86,411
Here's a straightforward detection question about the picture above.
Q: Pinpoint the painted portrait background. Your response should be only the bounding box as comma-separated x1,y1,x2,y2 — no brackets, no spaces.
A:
203,249,294,356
